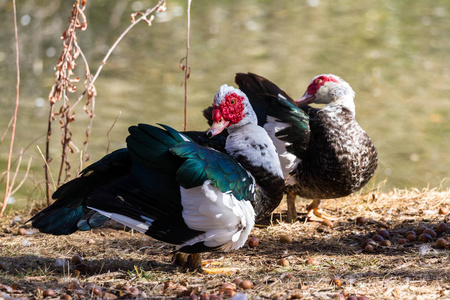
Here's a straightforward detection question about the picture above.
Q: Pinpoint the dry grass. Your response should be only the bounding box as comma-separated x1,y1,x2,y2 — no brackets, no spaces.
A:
0,189,449,299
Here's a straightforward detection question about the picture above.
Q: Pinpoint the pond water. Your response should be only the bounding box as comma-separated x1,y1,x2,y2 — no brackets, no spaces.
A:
1,0,450,208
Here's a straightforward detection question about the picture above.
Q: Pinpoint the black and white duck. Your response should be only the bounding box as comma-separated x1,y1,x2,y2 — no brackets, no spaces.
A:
29,84,285,271
234,73,378,223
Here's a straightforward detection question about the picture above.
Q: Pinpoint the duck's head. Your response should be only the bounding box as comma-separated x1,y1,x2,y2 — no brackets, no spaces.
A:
295,74,355,107
207,84,257,137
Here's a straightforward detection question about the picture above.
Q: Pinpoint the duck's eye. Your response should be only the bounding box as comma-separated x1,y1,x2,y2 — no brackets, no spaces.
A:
314,78,323,85
230,99,236,105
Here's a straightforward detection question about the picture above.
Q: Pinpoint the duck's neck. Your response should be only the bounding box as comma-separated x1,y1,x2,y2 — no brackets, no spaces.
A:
323,94,356,117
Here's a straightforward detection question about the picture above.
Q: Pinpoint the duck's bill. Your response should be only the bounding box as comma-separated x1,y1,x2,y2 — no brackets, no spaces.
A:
295,93,315,107
206,120,230,138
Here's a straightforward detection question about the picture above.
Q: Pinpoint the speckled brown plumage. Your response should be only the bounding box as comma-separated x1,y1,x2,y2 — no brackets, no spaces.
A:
234,73,378,221
288,105,378,199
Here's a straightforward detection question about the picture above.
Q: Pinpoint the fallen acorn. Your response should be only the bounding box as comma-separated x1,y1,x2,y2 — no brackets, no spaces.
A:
372,234,384,242
248,236,259,248
418,233,433,243
74,263,89,274
71,255,82,265
43,289,55,297
423,228,436,238
239,280,253,290
279,234,293,243
377,229,390,239
380,240,392,246
61,294,72,300
405,230,416,237
278,258,289,267
364,244,375,253
361,239,375,248
355,216,366,225
415,224,428,234
332,278,342,287
406,234,417,242
305,258,319,265
436,238,448,249
397,238,407,245
436,223,448,234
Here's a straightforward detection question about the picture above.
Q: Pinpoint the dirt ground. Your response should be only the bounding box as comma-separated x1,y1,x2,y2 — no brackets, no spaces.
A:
0,189,449,300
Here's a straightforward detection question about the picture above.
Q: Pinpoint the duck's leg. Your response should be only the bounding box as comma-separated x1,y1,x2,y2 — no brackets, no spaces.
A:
306,199,339,222
286,192,298,223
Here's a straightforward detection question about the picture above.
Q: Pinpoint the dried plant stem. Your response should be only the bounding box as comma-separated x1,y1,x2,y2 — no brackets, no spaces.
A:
1,0,20,216
106,111,122,154
183,0,192,131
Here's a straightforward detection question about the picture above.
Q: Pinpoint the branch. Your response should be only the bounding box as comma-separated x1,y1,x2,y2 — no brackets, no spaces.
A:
183,0,192,131
1,0,20,216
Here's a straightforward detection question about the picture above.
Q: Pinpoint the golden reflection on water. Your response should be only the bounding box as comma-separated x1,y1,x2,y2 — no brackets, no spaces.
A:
0,0,450,206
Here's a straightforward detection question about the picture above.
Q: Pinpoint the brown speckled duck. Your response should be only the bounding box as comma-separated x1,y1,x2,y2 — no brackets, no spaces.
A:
235,73,378,223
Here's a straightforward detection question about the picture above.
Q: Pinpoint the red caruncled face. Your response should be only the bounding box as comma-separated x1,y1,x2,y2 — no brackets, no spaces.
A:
307,75,339,95
213,92,245,125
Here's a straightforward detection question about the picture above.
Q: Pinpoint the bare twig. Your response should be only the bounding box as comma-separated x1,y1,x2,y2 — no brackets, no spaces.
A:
10,156,33,196
183,0,192,131
1,0,20,216
106,111,122,154
1,116,14,143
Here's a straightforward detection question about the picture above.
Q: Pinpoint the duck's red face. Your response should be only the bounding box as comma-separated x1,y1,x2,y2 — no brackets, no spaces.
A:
297,75,339,106
208,92,246,137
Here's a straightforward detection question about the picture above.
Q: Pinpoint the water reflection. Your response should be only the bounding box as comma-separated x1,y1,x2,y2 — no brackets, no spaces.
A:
0,0,450,206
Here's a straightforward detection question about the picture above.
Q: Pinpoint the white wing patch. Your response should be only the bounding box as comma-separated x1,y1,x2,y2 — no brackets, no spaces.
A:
179,180,255,251
264,116,299,179
87,206,153,233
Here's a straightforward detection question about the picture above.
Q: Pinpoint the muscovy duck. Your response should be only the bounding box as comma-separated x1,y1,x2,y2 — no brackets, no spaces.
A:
234,73,378,223
29,84,284,271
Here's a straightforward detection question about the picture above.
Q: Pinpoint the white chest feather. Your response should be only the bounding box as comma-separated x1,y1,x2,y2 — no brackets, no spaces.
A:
180,180,255,251
225,124,284,179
